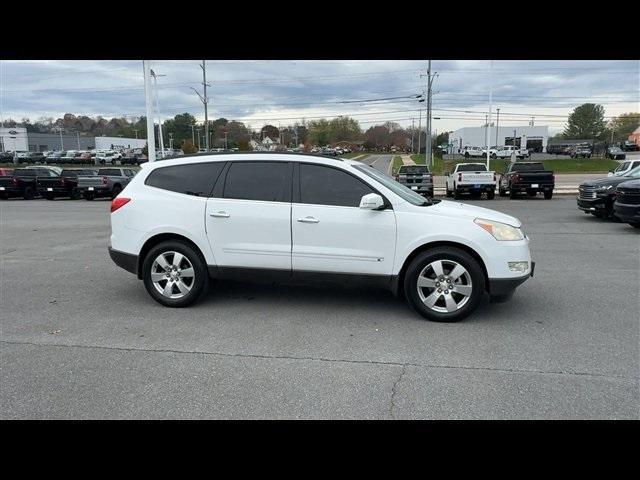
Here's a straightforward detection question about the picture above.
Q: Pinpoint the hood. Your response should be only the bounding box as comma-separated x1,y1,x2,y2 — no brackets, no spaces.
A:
426,200,521,227
581,176,635,188
616,179,640,190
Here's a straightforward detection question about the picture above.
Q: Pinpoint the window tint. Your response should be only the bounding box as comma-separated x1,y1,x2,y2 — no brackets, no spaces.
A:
146,162,224,197
300,163,374,207
223,161,289,202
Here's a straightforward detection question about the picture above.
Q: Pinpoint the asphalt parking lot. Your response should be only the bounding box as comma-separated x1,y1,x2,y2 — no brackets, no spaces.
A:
1,195,638,419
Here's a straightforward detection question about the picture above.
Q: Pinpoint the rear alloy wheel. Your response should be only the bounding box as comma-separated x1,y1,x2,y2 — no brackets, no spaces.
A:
404,248,485,322
142,241,209,307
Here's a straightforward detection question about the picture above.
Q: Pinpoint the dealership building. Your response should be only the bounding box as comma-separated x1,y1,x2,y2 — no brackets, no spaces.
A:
449,125,549,153
0,127,145,152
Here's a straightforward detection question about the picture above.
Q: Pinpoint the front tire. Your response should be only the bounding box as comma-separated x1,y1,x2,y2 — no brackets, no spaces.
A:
142,240,209,307
403,247,485,322
23,186,35,200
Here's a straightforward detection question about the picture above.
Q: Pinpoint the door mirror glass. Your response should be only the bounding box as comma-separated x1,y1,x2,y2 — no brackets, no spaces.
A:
359,193,384,210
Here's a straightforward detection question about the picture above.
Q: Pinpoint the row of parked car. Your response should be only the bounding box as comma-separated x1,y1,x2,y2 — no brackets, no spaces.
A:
0,165,136,201
460,145,530,160
394,161,555,200
310,146,353,156
0,148,172,166
577,164,640,229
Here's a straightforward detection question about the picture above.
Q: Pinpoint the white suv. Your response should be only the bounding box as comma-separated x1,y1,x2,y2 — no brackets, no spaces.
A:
109,153,533,322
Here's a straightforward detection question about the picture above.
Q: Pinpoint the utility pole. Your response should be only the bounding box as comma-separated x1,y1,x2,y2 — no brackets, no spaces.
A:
411,118,415,153
495,108,500,147
196,128,201,150
169,132,174,150
420,61,437,168
76,132,80,149
191,124,196,145
190,61,210,152
224,131,228,150
417,109,422,155
150,69,166,158
143,60,156,162
486,60,493,170
58,127,64,150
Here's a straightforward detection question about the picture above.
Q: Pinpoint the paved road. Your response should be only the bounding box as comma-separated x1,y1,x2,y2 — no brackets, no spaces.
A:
1,198,638,419
359,154,393,175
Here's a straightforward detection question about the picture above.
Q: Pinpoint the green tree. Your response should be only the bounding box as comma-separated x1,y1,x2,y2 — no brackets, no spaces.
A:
563,103,607,140
607,113,640,143
307,119,331,146
163,113,197,146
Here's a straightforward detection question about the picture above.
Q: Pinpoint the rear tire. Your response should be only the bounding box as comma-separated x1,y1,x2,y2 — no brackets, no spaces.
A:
403,247,485,322
509,188,517,199
142,240,209,308
487,191,495,200
84,192,95,201
23,186,35,200
544,190,553,199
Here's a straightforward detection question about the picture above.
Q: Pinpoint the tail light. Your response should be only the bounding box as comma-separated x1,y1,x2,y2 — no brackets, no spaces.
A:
458,173,462,182
111,197,130,213
102,176,108,185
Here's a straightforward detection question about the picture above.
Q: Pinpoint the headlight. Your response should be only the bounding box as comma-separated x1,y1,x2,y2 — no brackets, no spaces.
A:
474,218,524,241
596,185,613,192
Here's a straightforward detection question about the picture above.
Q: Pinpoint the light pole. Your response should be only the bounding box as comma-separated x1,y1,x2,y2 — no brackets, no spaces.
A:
143,60,156,162
495,108,500,147
196,128,201,150
486,60,494,170
76,132,80,149
191,124,196,146
150,69,167,158
57,127,64,150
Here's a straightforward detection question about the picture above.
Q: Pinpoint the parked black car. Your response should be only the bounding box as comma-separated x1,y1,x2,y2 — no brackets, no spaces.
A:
0,167,58,200
613,180,640,228
605,147,626,160
37,168,97,199
498,162,555,199
577,166,640,219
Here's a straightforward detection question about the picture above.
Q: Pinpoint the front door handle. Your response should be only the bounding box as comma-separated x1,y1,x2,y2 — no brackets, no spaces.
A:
210,211,230,218
297,216,319,223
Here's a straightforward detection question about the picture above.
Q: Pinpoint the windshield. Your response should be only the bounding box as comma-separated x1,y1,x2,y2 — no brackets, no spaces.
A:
353,164,431,206
625,166,640,178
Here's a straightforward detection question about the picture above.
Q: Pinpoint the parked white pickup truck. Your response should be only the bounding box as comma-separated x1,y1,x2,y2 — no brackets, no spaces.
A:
445,163,496,200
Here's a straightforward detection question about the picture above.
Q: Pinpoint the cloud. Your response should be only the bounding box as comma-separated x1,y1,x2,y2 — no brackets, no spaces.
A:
0,60,638,135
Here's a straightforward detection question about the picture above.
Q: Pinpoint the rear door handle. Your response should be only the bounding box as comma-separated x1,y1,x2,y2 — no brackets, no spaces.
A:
297,216,319,223
210,211,230,218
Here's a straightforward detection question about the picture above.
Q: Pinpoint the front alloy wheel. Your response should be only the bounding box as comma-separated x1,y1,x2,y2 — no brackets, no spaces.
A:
150,251,195,300
404,247,485,322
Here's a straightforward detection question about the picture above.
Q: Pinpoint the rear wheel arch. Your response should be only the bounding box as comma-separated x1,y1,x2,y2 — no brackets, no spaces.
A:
137,233,207,279
395,241,489,297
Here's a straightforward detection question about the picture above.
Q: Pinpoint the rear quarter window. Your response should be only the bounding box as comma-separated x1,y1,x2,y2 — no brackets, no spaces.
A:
145,162,225,197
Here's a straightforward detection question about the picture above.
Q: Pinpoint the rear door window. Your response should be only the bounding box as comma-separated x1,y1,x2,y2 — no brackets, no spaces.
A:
223,161,290,202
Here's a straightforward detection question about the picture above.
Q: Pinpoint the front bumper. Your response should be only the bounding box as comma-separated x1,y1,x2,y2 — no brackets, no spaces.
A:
108,247,138,275
613,202,640,223
488,261,535,297
577,196,608,212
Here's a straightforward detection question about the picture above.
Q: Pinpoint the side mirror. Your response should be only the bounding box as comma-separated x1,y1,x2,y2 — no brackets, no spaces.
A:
359,193,384,210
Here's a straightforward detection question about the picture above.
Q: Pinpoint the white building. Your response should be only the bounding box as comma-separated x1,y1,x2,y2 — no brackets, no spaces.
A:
94,136,147,151
0,127,28,152
449,125,549,153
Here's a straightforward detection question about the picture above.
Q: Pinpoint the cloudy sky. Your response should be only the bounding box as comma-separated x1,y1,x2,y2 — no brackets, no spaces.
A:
0,60,638,135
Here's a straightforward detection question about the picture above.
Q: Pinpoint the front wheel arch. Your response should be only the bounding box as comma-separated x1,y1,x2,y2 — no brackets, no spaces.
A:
394,241,489,298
